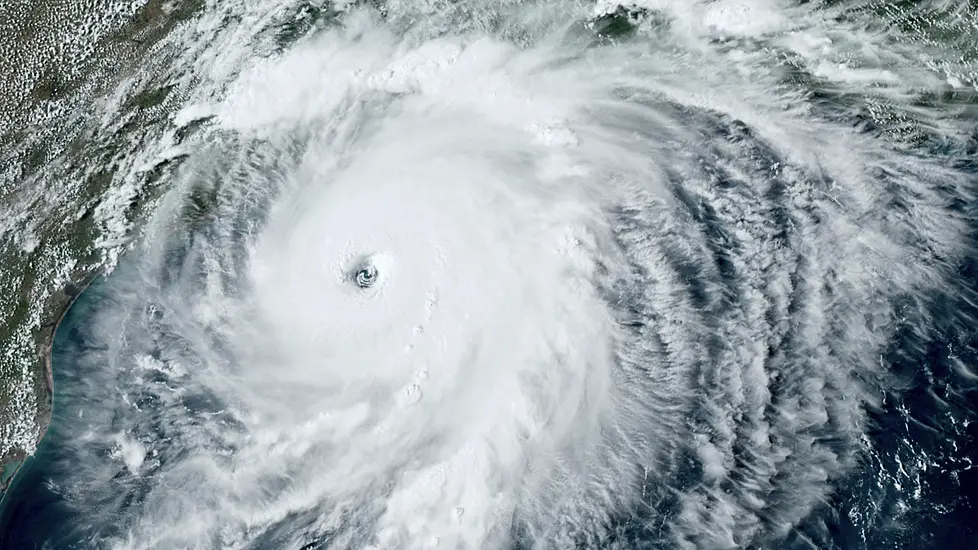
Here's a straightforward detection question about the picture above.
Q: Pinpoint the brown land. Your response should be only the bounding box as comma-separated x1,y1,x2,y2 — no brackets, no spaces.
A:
0,268,100,496
0,0,202,500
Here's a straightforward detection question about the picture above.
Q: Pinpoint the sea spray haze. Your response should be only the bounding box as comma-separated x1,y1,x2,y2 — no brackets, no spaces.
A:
0,0,976,549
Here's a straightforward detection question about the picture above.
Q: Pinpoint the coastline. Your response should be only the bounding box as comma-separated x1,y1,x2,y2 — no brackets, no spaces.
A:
0,268,102,500
0,0,205,500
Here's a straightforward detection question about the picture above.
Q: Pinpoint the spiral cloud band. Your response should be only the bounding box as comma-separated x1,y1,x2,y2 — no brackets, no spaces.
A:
6,2,976,549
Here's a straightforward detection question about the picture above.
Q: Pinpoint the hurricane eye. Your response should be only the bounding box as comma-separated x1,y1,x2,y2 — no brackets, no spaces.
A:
353,264,378,288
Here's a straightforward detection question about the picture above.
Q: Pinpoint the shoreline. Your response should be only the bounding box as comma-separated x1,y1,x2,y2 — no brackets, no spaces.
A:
0,0,205,503
0,268,102,500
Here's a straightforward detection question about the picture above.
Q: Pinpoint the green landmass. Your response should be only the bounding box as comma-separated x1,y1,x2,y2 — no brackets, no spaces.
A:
0,0,974,503
0,0,203,498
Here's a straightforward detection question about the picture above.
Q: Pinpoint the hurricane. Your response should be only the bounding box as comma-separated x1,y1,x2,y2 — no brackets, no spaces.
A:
1,1,976,549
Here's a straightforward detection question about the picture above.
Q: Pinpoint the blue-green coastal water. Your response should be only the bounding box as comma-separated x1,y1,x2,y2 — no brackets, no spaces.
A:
1,1,977,549
3,229,977,549
0,279,108,549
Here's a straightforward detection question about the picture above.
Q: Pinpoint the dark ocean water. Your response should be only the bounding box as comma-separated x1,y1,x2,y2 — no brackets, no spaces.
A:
1,217,976,549
1,2,977,548
0,285,107,550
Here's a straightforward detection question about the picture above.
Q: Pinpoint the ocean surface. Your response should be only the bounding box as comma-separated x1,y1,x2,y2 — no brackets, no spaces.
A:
1,1,977,549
